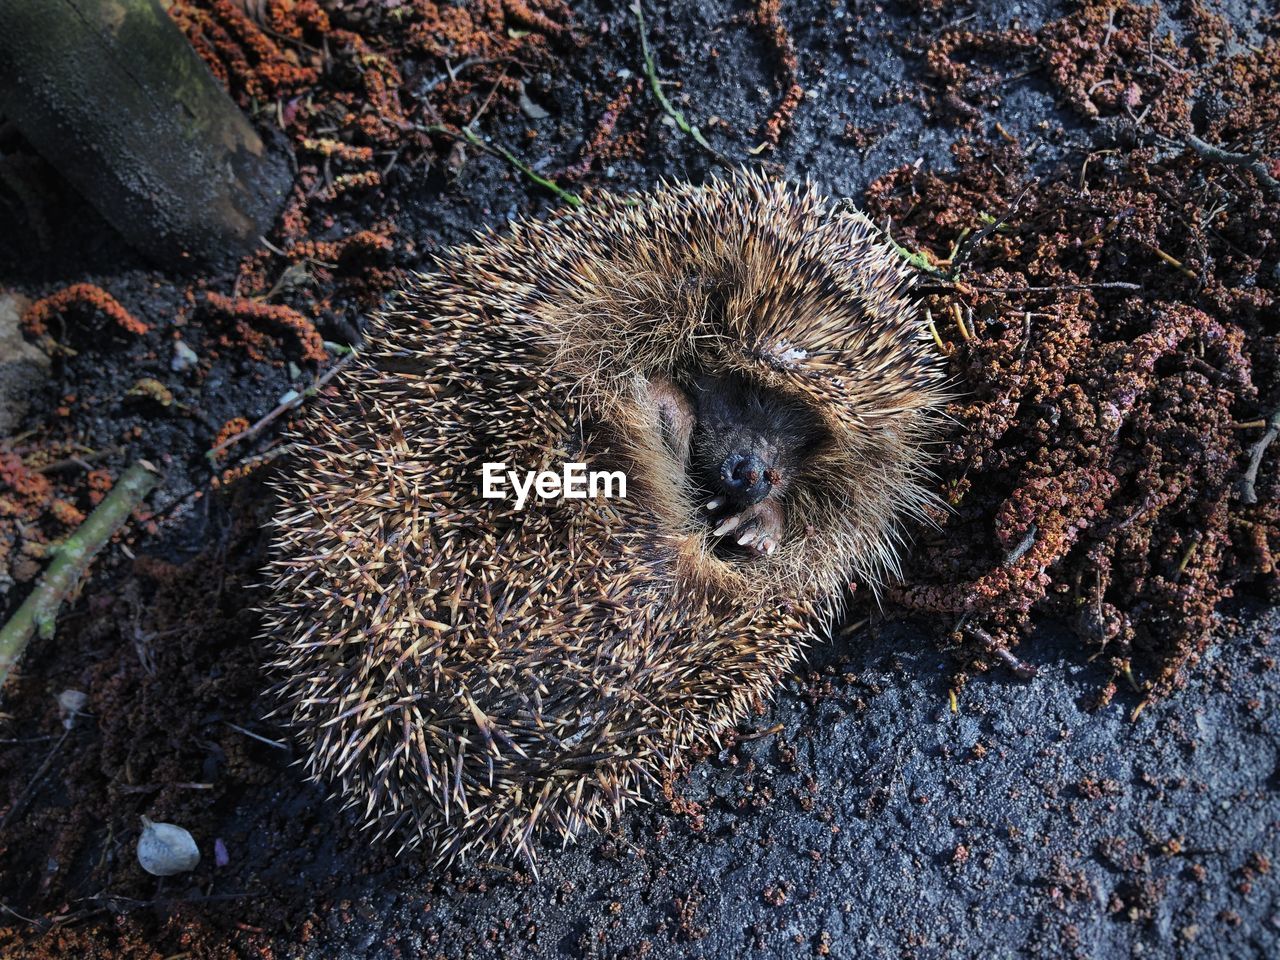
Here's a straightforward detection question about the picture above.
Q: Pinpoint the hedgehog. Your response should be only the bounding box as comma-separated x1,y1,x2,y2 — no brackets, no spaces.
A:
263,173,946,867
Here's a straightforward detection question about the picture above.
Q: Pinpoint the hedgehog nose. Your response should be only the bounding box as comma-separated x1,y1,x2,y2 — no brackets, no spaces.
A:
719,452,772,505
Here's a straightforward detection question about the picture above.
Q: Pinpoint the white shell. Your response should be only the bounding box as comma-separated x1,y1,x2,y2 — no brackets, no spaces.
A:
137,816,201,876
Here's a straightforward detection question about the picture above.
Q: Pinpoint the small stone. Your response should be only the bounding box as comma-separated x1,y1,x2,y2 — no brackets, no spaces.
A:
518,82,551,120
137,816,201,876
171,339,199,372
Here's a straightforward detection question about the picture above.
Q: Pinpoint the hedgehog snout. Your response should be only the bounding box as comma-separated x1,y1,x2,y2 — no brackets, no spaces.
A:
719,452,773,505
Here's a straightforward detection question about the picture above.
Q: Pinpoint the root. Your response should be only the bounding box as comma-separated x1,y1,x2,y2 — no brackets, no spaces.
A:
1237,406,1280,505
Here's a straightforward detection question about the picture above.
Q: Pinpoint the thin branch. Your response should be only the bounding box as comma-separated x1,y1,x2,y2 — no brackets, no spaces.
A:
947,187,1030,278
735,721,786,742
1152,245,1198,280
207,350,358,460
225,721,290,751
0,728,70,833
924,281,1142,294
967,626,1038,680
1002,523,1038,567
1238,405,1280,505
420,124,583,209
459,126,583,209
0,461,161,693
1179,133,1280,200
881,221,948,277
631,1,729,164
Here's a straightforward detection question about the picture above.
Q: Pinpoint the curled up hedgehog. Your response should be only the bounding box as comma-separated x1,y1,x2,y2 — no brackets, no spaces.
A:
263,173,946,866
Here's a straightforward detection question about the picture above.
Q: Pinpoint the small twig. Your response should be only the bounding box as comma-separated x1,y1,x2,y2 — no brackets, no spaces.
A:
0,900,43,925
258,235,289,257
207,351,358,460
1174,539,1199,580
71,891,253,912
1238,405,1280,505
1178,133,1280,200
1002,523,1038,567
967,626,1038,680
736,721,786,742
941,227,971,265
933,281,1142,294
116,781,214,794
890,238,944,274
1120,659,1142,693
34,445,126,474
1152,245,1197,280
468,66,509,127
422,123,583,208
459,126,583,209
631,1,728,164
924,308,953,356
421,56,492,94
0,461,160,693
946,187,1029,279
881,218,949,277
838,617,869,638
1101,5,1117,48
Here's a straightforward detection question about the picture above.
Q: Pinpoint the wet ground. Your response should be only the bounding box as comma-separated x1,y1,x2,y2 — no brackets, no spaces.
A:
1,0,1278,956
312,608,1280,959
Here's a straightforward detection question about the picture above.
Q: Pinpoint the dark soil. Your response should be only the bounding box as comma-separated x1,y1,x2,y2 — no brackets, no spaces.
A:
1,0,1278,956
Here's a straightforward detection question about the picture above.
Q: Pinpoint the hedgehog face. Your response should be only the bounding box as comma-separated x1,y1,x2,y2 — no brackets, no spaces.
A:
657,371,824,556
643,372,820,556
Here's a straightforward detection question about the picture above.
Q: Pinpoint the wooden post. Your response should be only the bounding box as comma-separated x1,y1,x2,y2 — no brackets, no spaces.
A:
0,0,290,270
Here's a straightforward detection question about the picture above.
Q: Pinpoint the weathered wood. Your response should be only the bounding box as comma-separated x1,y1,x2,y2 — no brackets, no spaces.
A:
0,0,290,269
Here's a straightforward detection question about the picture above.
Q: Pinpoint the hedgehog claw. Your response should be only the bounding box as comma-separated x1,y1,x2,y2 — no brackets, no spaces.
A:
710,500,784,556
713,515,741,536
706,497,725,512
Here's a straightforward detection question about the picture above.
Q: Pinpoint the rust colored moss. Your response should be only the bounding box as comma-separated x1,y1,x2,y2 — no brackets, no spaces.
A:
752,0,804,150
22,284,149,340
866,129,1278,696
211,417,250,462
200,292,327,364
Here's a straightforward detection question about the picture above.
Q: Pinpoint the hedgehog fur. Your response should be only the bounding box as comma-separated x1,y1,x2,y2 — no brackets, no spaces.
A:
263,173,947,866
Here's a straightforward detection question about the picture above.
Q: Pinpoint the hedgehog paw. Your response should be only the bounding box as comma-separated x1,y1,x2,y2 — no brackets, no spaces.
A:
708,499,783,556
